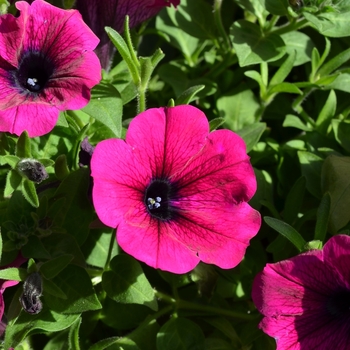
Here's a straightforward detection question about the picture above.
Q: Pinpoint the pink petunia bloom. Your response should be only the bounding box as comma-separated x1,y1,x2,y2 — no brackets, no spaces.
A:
0,0,101,137
252,234,350,349
0,254,27,336
91,105,261,273
75,0,180,70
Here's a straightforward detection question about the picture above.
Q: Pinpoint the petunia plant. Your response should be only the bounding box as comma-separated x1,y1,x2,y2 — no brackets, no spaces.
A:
1,0,350,349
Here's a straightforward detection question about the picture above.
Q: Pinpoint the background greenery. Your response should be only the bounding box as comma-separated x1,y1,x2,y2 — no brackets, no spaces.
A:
1,0,350,348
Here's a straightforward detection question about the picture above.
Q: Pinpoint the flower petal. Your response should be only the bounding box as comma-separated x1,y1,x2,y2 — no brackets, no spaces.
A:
91,138,152,228
0,14,21,67
117,213,200,273
0,103,60,137
252,251,337,317
323,234,350,290
126,105,209,179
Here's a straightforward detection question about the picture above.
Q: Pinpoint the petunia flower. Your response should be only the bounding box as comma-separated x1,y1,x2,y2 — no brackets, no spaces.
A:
75,0,180,70
91,105,261,273
252,234,350,349
0,0,101,137
0,254,27,336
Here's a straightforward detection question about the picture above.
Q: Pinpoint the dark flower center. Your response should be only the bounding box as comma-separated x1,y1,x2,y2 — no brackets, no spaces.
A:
15,51,55,94
326,290,350,317
144,179,176,221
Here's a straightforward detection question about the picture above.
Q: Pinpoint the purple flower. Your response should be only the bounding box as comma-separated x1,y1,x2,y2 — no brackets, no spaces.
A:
0,0,101,137
91,105,261,273
252,234,350,349
75,0,180,70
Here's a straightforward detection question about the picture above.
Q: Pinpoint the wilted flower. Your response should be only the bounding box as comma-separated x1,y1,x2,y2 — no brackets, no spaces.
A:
0,0,101,137
252,234,350,349
75,0,180,69
91,105,261,273
16,158,48,183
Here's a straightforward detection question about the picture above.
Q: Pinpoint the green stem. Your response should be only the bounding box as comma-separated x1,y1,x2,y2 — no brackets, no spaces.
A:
271,18,309,36
265,15,280,32
292,87,316,127
138,87,147,114
213,0,231,51
177,300,257,320
155,291,256,321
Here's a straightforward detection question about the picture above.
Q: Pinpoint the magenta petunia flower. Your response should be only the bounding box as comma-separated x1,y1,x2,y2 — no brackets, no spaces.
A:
0,254,27,336
75,0,180,70
0,0,101,137
252,234,350,349
91,105,261,273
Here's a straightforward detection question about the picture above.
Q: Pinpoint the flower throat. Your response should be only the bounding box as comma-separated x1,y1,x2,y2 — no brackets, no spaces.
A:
145,179,175,220
16,51,54,93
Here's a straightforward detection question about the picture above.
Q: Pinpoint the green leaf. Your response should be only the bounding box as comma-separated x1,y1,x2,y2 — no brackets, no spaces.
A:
261,0,289,15
105,27,139,83
244,70,266,94
280,31,314,66
41,233,86,267
264,217,306,252
209,118,225,132
21,179,39,208
332,120,350,152
101,298,152,330
316,90,336,134
218,88,260,131
89,338,140,350
157,318,205,350
40,254,74,279
16,131,31,158
321,155,350,233
88,337,119,350
171,0,217,39
268,82,302,95
236,122,266,153
283,176,306,224
55,154,70,180
298,151,323,199
314,192,331,241
175,85,205,105
283,114,312,131
0,267,27,281
52,168,93,245
231,20,286,66
68,316,81,350
319,47,350,77
44,264,102,313
304,11,350,38
4,169,22,198
326,73,350,93
43,278,67,299
156,7,200,61
82,82,123,138
315,74,339,86
21,236,51,260
4,309,80,349
235,0,266,21
102,255,158,311
270,51,296,86
81,229,117,268
0,155,20,167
